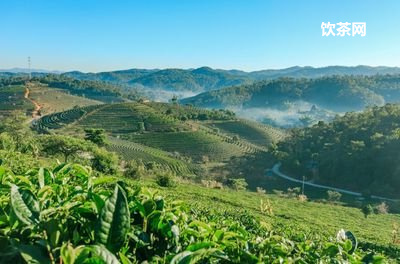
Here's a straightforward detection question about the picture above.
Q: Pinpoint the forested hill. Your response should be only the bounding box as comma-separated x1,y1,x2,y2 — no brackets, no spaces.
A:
64,67,251,92
3,65,400,95
272,103,400,199
0,75,142,103
62,65,400,93
181,75,400,112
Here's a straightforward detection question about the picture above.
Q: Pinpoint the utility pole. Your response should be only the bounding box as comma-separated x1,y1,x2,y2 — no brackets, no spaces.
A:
28,56,31,80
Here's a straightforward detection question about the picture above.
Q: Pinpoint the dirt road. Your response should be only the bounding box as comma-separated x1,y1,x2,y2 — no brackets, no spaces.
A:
24,85,42,119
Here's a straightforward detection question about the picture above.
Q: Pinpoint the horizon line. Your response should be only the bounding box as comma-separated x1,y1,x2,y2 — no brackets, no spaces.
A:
2,64,400,74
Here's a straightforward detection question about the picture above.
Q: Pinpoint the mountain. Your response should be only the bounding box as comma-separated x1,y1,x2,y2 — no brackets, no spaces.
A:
62,65,400,94
62,67,251,93
182,75,400,111
181,74,400,127
248,65,400,80
4,65,400,97
0,68,64,74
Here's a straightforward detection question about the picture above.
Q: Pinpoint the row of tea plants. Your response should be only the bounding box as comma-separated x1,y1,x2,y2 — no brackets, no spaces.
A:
0,162,388,263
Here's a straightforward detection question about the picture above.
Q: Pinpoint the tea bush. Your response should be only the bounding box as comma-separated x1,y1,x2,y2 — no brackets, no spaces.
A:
0,163,387,263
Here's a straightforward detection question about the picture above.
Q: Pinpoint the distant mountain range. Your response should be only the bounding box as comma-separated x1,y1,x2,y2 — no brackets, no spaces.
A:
0,68,64,74
4,65,400,94
63,65,400,93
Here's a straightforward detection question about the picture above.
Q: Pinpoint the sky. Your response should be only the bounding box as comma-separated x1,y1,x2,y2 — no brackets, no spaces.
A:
1,0,400,72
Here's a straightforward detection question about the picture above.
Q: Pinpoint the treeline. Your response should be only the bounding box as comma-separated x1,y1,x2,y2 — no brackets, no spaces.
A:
182,75,400,112
33,75,128,103
271,104,400,198
0,75,144,103
65,67,251,92
0,76,27,87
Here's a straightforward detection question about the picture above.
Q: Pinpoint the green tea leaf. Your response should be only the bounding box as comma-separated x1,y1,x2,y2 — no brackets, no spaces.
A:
95,184,130,253
10,185,39,225
88,244,120,264
38,167,45,188
18,244,51,264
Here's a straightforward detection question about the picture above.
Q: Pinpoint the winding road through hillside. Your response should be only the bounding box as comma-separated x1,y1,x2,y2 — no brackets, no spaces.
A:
270,163,398,202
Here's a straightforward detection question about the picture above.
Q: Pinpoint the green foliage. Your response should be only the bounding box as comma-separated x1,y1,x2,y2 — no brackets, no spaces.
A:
362,204,374,218
33,75,126,103
41,135,90,162
84,128,107,146
273,104,400,199
0,162,395,262
182,75,400,112
155,171,177,187
95,184,130,253
230,178,248,191
123,160,146,179
327,190,342,202
91,148,119,174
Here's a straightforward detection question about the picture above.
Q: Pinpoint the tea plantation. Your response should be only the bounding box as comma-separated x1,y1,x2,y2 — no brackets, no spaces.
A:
1,162,398,263
33,102,284,166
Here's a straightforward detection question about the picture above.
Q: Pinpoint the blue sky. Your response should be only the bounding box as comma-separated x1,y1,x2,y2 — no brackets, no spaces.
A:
1,0,399,72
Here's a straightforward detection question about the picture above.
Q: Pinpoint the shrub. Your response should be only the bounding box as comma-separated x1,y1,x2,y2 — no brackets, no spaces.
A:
0,161,390,262
362,204,374,218
298,194,308,202
91,148,119,174
273,189,284,197
256,187,266,194
155,171,177,187
201,180,223,189
260,199,274,216
327,190,342,202
123,160,145,179
287,187,301,198
231,178,248,191
375,202,389,214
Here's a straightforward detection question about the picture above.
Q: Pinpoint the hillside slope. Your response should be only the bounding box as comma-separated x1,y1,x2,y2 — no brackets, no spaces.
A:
33,102,285,175
273,103,400,199
182,75,400,112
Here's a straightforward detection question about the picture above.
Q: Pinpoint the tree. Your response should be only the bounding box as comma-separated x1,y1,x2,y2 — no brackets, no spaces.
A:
171,95,178,105
362,204,374,218
137,122,145,132
84,128,107,146
327,190,342,202
41,135,89,162
231,178,248,191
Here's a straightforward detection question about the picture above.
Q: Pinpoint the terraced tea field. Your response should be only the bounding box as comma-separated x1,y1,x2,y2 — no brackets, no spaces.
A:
124,130,247,162
32,104,105,132
29,85,101,114
0,85,33,118
34,102,288,165
108,138,195,176
34,102,189,133
206,119,286,146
